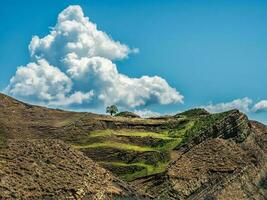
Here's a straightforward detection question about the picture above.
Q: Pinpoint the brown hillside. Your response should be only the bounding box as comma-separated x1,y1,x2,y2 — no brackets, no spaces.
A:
1,93,267,199
0,139,147,199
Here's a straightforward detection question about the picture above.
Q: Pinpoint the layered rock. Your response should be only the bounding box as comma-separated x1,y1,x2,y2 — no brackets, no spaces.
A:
133,114,267,200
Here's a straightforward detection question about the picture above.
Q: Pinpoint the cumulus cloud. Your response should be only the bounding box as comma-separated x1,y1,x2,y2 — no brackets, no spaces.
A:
29,5,136,63
252,100,267,112
134,109,161,118
6,59,93,106
203,97,253,113
6,5,183,108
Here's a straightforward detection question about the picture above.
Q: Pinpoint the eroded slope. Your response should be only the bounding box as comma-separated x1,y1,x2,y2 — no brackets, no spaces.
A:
0,139,147,199
132,118,267,200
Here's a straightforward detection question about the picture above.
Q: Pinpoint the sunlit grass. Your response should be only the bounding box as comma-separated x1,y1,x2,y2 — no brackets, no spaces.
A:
71,114,231,181
72,120,197,152
100,161,168,181
89,129,171,139
177,111,231,147
72,141,159,152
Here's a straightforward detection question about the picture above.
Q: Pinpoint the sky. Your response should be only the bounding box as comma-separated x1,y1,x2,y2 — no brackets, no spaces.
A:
0,0,266,123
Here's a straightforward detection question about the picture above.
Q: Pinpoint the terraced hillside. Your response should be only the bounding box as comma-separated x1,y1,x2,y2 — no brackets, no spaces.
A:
0,93,248,181
70,110,237,181
1,93,267,200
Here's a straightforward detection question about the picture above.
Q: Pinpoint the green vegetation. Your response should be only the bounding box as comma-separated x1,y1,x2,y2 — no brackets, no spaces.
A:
115,111,140,118
73,141,158,152
100,161,168,181
71,120,197,181
89,129,171,139
177,110,232,147
71,120,198,181
71,110,234,181
167,120,195,138
175,108,210,118
106,105,118,116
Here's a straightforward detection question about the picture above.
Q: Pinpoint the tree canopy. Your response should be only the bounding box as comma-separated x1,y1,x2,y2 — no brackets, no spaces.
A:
106,105,118,116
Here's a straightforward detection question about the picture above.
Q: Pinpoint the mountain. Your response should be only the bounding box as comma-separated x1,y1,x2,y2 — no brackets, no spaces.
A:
0,93,267,199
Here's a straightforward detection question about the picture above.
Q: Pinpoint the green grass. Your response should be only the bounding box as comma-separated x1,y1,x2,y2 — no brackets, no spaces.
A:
72,121,197,158
161,111,233,150
71,112,233,181
152,120,196,151
176,111,232,147
175,108,210,118
71,129,178,181
167,120,195,138
100,161,168,181
74,126,197,153
89,129,171,139
72,141,159,152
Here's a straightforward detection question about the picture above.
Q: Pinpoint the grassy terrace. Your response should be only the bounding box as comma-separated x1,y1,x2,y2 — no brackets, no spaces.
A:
89,129,172,139
72,110,233,181
72,125,191,181
73,142,158,152
100,161,169,181
71,120,194,181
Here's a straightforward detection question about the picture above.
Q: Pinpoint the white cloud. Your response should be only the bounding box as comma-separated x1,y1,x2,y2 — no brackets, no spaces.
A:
203,97,253,113
134,109,161,118
63,53,182,107
48,91,94,106
6,59,93,105
6,5,183,108
252,100,267,112
29,5,135,62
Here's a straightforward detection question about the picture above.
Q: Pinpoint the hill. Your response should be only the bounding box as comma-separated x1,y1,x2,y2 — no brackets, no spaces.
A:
0,93,267,199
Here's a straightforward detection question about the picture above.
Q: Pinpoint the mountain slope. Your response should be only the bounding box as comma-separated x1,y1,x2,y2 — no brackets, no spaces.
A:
0,93,267,199
0,139,147,199
132,120,267,200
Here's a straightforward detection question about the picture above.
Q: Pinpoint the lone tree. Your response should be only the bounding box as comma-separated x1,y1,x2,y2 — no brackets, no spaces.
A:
106,105,118,116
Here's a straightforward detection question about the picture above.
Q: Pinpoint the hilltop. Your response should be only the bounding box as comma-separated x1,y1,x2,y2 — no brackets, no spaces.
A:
0,93,267,199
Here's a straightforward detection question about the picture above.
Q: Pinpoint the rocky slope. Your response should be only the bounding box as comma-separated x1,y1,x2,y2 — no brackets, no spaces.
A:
132,118,267,200
0,139,147,199
0,93,267,199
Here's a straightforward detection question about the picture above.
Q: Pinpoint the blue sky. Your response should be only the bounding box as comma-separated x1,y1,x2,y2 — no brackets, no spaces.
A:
0,0,266,123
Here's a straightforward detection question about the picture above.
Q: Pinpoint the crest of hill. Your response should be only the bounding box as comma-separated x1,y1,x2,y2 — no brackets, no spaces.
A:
115,111,141,118
175,108,210,118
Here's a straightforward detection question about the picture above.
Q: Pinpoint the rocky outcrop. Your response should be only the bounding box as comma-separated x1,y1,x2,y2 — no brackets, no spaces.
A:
133,119,267,200
177,110,252,152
